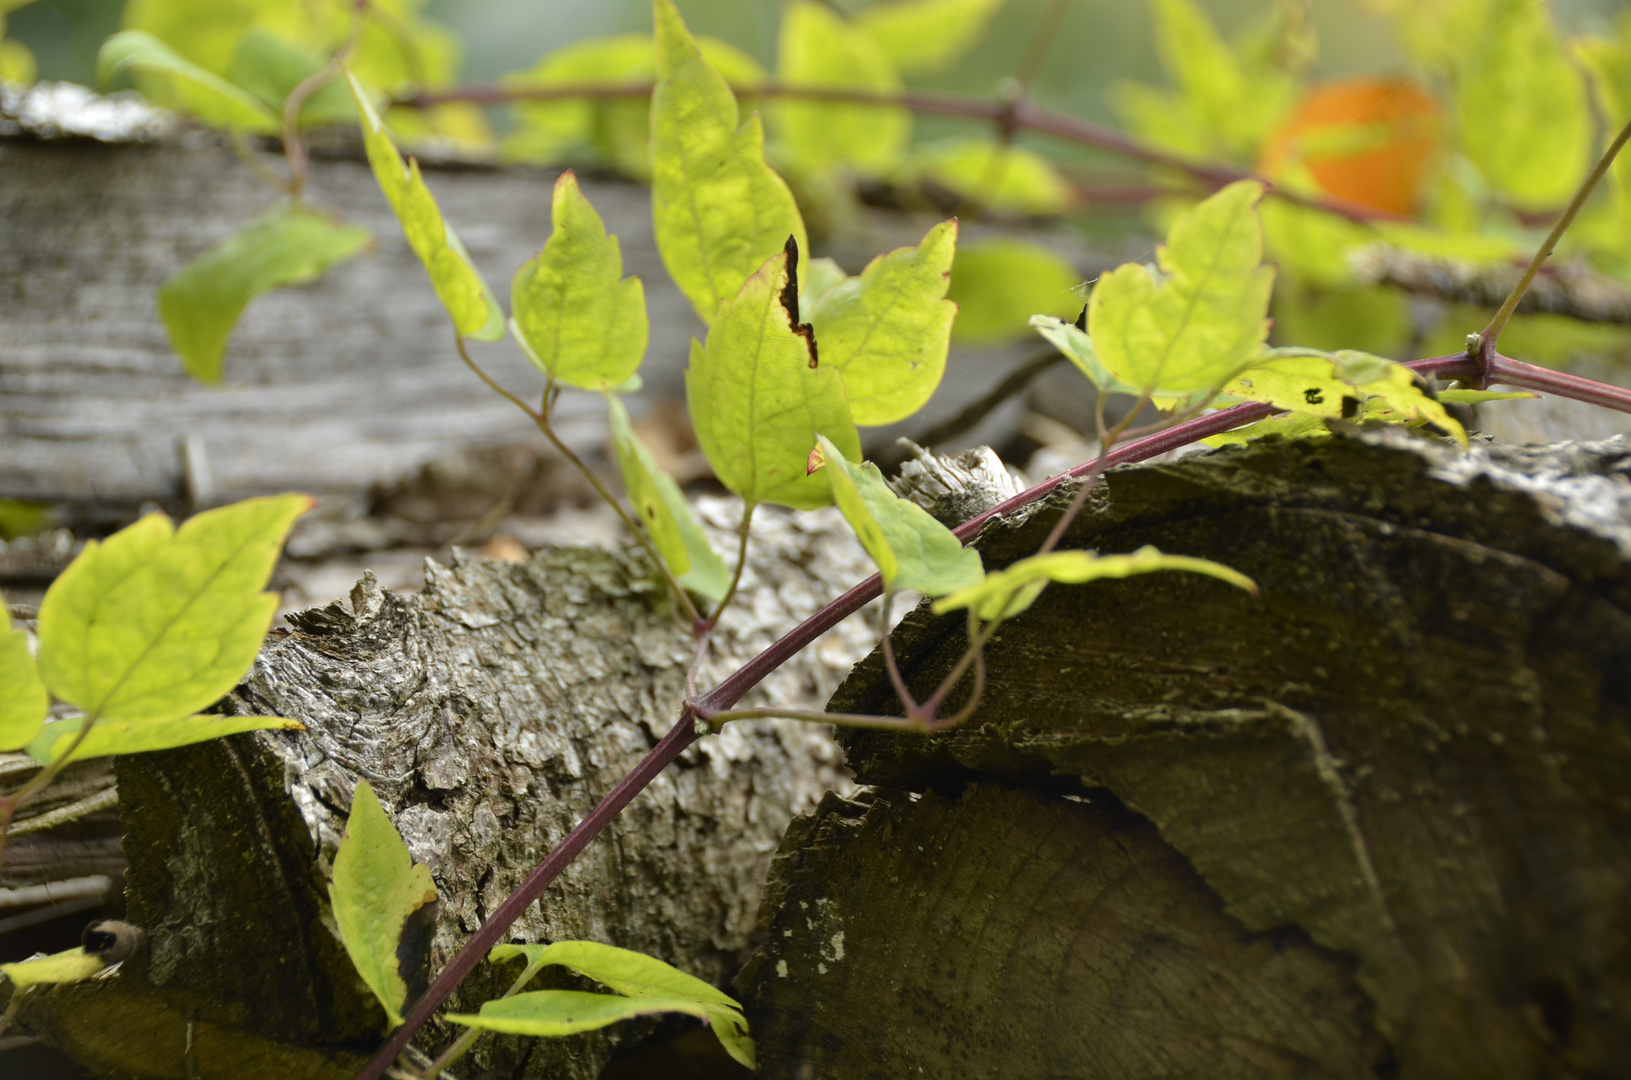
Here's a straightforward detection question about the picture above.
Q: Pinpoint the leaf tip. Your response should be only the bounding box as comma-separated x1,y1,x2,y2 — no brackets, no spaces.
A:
806,443,826,476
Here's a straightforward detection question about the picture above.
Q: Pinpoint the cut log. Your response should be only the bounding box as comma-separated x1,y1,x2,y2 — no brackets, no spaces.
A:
740,429,1631,1080
7,502,879,1080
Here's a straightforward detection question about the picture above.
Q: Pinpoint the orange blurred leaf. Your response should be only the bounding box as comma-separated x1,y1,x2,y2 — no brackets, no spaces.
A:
1258,78,1440,217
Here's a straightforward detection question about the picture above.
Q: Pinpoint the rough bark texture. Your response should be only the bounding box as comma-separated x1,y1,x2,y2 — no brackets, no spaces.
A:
10,500,881,1080
741,429,1631,1080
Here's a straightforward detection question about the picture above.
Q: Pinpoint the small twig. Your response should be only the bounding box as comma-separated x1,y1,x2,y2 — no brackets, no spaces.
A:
1473,112,1631,380
282,6,366,198
703,506,756,630
878,591,923,721
8,787,118,837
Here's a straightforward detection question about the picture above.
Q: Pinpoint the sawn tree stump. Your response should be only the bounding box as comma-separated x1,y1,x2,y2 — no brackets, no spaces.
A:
740,429,1631,1080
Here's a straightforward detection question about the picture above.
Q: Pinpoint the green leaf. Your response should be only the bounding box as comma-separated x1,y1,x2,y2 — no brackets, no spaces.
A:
914,139,1075,216
159,203,371,383
0,601,48,752
502,33,766,179
0,499,54,541
98,30,280,131
1,948,106,990
487,939,754,1068
652,0,807,323
1029,314,1206,407
1436,389,1535,404
227,27,355,126
812,435,983,597
345,67,506,342
802,256,848,305
853,0,1006,75
511,171,648,391
1455,0,1590,210
946,238,1081,344
25,714,303,766
686,245,860,511
1224,348,1467,446
605,396,731,601
1201,410,1330,448
776,0,908,174
1577,30,1631,228
932,546,1258,622
806,220,957,426
1088,180,1274,394
447,990,712,1037
35,495,310,724
330,780,438,1029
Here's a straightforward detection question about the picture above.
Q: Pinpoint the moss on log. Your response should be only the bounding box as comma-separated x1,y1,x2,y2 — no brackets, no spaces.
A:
741,429,1631,1079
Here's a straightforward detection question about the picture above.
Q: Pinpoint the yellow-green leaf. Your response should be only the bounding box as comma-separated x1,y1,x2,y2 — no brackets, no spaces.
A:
98,29,280,131
813,435,983,597
487,939,754,1068
606,396,731,601
854,0,1006,75
1030,314,1209,406
1088,180,1274,394
932,546,1258,622
915,139,1075,216
777,0,909,174
652,0,807,323
686,245,860,510
227,27,355,126
1225,348,1467,446
807,220,957,426
447,990,712,1037
25,714,304,766
803,256,849,305
946,239,1080,344
0,499,52,541
345,67,505,341
512,171,648,391
0,600,48,751
1,948,106,990
35,495,311,723
1201,410,1329,447
159,203,371,383
330,780,438,1029
1455,0,1590,210
0,35,36,84
1577,30,1631,228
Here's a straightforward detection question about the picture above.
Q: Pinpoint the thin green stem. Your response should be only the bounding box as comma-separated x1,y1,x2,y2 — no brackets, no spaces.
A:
282,4,365,198
0,715,99,869
703,504,755,629
1476,112,1631,376
455,336,541,422
423,956,549,1079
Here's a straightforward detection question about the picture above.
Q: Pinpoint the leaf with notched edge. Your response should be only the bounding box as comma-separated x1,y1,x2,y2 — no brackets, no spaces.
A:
807,221,958,426
1225,348,1467,446
652,0,806,323
330,781,438,1030
686,246,859,510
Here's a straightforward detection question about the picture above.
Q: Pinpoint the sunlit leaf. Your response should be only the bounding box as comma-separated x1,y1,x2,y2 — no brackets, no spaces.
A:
512,171,647,391
802,256,848,305
98,29,280,131
0,601,47,752
932,546,1257,622
227,27,355,126
915,139,1075,216
812,435,982,597
1358,0,1494,69
503,33,765,179
1436,389,1535,404
35,495,310,724
1031,314,1185,402
1258,78,1439,217
1088,180,1274,394
687,245,859,510
447,990,712,1037
606,396,731,601
1201,410,1329,447
25,714,304,766
1,948,106,990
345,67,506,341
777,0,908,174
854,0,1006,75
1225,348,1467,446
159,203,370,384
946,239,1080,343
1577,29,1631,229
806,220,957,425
330,780,438,1029
1455,0,1590,211
652,0,806,322
488,939,754,1068
0,35,36,84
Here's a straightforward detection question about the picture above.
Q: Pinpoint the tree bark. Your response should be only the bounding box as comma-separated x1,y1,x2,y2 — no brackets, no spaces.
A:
741,429,1631,1080
9,501,879,1080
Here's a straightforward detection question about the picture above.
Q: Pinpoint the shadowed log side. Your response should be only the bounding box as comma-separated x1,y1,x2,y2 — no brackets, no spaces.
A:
740,785,1392,1079
745,430,1631,1080
11,503,878,1080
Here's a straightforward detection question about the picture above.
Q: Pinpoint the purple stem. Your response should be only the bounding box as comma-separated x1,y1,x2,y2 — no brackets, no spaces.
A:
358,350,1631,1078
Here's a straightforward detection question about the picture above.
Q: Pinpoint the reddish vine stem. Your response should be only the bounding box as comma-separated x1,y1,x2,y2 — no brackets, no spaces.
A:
356,348,1631,1079
396,80,1395,225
